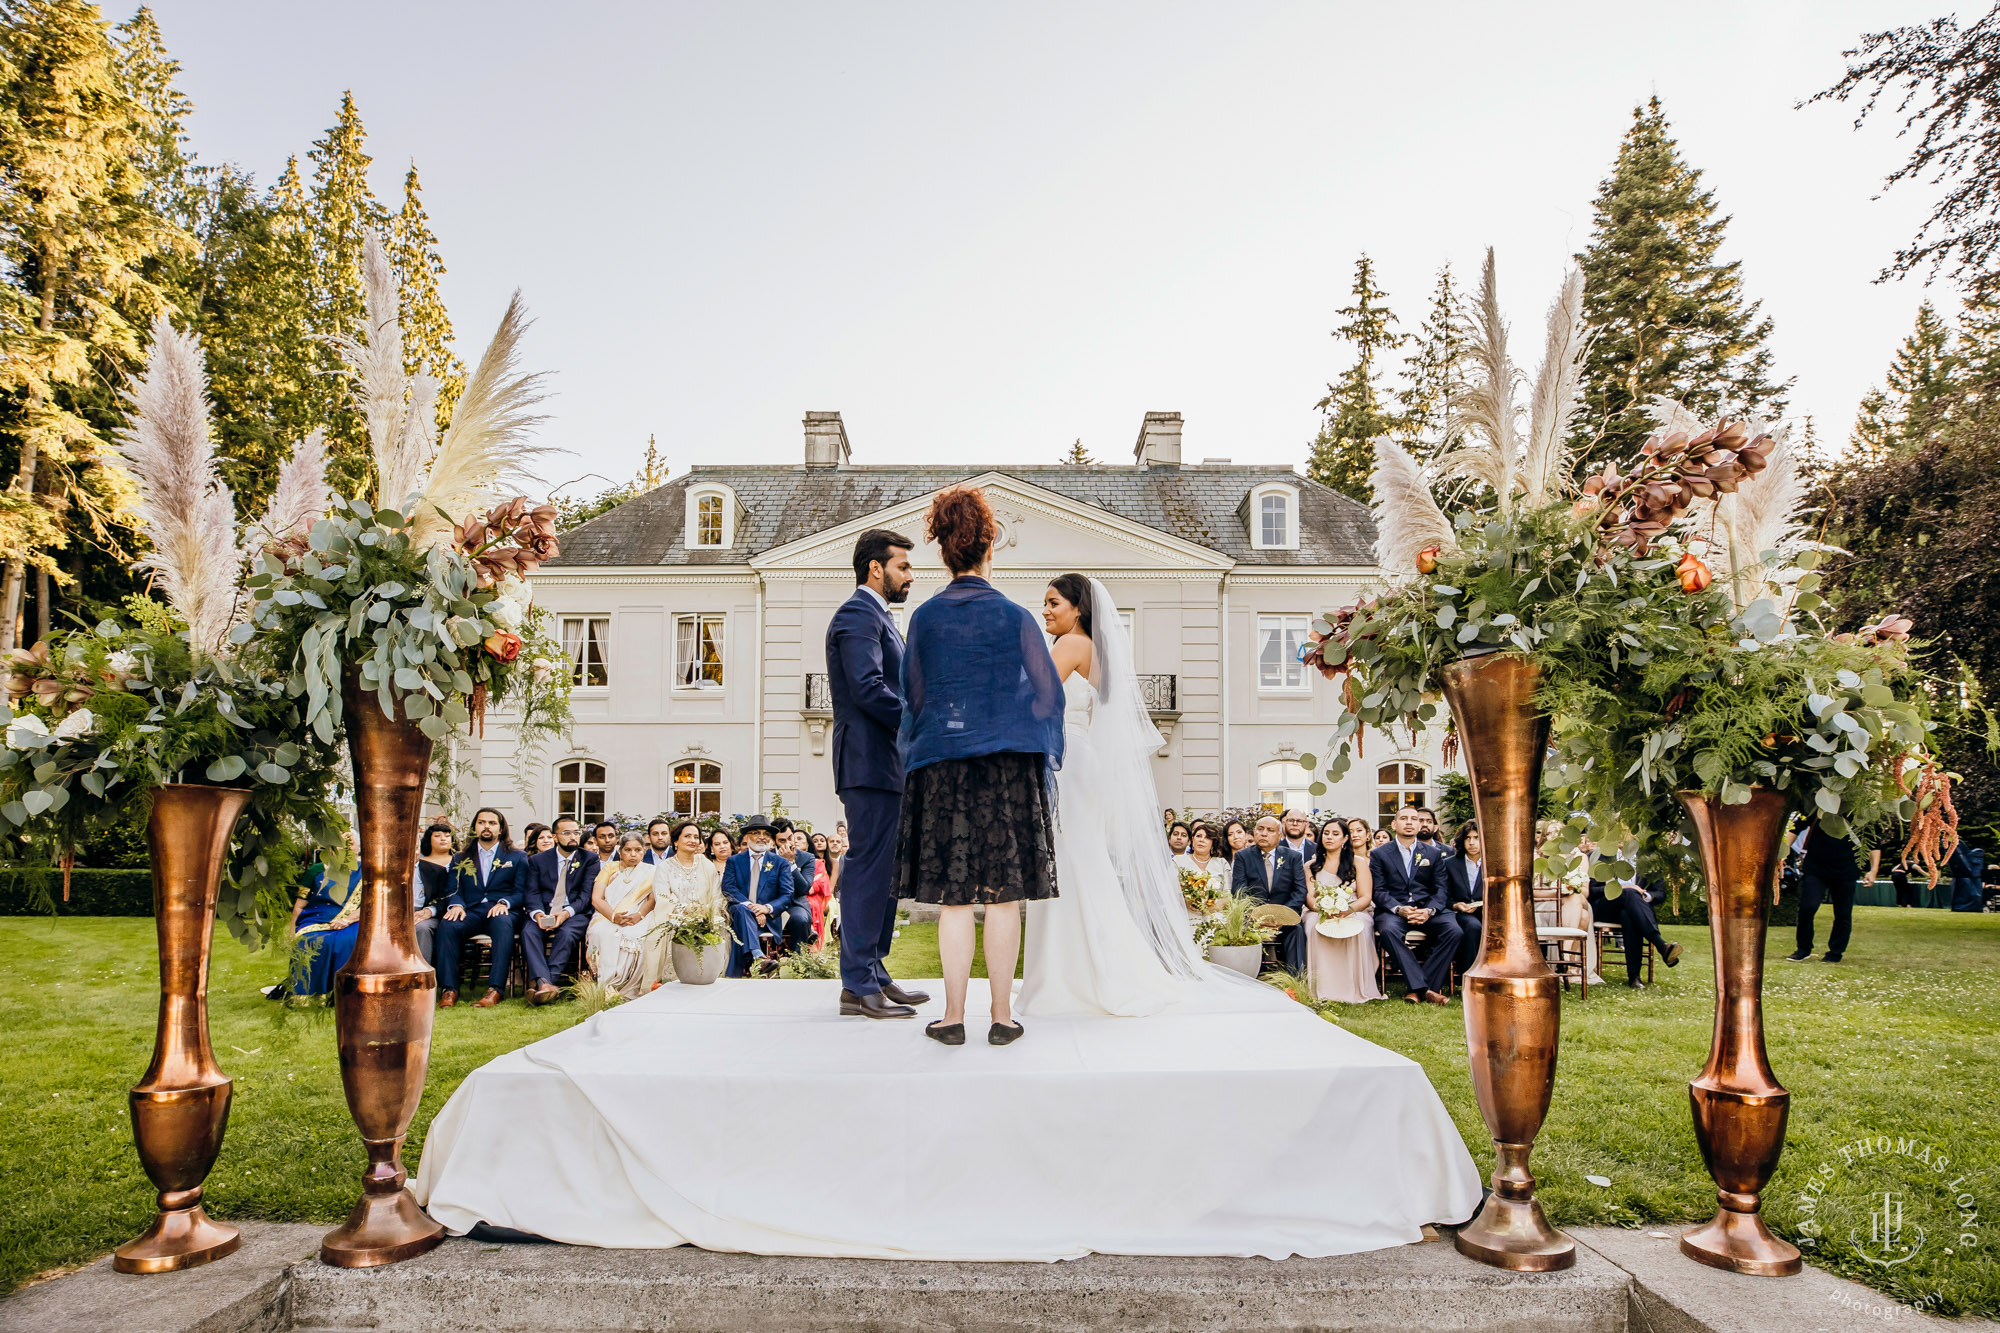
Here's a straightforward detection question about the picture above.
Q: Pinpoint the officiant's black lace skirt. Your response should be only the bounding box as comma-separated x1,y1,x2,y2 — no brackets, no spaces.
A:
895,751,1059,905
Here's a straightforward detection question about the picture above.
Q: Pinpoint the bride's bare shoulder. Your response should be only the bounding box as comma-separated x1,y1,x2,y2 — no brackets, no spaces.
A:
1051,631,1094,678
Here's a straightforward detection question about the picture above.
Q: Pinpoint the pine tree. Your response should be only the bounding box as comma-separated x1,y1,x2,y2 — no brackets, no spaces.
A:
1307,255,1402,500
391,163,465,433
1061,438,1094,465
112,7,194,230
1850,388,1896,464
0,0,176,648
1848,302,1959,462
1572,98,1789,470
1395,264,1467,460
304,92,388,494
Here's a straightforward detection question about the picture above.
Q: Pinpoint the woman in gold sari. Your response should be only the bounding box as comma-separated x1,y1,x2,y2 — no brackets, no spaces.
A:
586,832,658,998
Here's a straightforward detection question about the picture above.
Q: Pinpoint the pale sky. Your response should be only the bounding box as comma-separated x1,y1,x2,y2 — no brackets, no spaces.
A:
147,1,1961,493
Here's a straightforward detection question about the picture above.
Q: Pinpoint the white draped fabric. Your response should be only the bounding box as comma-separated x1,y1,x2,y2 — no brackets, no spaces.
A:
413,978,1482,1261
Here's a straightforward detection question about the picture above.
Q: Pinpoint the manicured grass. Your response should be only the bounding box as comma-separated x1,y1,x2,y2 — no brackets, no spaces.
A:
1,907,1993,1316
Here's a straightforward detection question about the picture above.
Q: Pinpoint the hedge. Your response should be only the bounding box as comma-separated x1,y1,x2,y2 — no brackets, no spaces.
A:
0,869,155,916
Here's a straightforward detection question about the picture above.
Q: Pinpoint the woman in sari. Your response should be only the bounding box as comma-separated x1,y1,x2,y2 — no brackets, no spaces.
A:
586,832,658,998
291,833,362,997
641,820,720,986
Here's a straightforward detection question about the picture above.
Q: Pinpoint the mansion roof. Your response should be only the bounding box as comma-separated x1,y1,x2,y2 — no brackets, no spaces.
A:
551,463,1377,569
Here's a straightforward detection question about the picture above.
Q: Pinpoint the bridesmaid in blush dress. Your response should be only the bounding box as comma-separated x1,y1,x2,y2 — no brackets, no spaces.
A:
1303,818,1382,1003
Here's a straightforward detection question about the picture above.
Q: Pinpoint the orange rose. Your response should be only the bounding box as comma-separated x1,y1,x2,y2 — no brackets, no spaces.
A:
1414,544,1440,575
1676,552,1713,594
483,631,523,662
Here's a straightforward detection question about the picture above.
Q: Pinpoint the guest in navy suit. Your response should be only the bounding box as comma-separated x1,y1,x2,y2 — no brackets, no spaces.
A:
824,528,930,1019
520,815,601,1005
720,816,805,976
435,807,532,1008
1438,823,1485,975
1370,806,1457,1004
1231,815,1310,971
641,817,674,865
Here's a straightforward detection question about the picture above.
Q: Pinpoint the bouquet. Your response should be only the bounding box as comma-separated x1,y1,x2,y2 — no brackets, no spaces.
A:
1313,879,1357,919
1179,864,1226,919
647,888,736,951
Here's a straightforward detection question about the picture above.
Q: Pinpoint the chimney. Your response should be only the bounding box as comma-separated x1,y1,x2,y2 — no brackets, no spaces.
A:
803,411,850,468
1133,411,1182,467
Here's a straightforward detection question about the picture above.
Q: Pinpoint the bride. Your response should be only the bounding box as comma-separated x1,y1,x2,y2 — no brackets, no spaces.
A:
1019,573,1216,1016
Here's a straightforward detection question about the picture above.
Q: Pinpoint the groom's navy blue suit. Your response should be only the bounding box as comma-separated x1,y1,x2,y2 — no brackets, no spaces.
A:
826,587,905,996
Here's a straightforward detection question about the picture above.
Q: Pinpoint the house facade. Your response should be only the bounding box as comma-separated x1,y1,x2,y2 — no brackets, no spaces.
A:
476,411,1446,833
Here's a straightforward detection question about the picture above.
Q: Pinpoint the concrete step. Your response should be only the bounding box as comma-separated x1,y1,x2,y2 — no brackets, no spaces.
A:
287,1234,1633,1333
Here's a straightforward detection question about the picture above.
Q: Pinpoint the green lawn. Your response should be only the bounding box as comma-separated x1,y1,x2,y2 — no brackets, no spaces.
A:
1,908,1994,1316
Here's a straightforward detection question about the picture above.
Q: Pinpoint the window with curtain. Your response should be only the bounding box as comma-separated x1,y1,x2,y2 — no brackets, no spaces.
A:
1257,615,1308,690
1257,760,1311,815
674,613,725,689
1377,762,1428,825
560,616,610,687
670,760,724,816
555,760,607,825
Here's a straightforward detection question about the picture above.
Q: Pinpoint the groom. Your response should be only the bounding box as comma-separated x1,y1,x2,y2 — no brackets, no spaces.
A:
825,529,929,1019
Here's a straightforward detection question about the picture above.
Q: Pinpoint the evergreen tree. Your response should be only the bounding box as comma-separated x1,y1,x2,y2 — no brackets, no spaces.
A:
391,163,464,433
0,0,175,648
112,7,194,230
1572,98,1789,470
1061,438,1093,465
1850,388,1896,464
1395,264,1467,460
1307,255,1402,500
304,91,387,494
1848,302,1959,463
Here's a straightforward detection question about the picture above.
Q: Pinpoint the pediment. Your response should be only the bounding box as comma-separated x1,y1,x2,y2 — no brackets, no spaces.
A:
750,472,1234,573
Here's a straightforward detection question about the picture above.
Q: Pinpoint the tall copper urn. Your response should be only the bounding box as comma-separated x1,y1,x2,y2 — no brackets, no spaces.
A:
320,668,446,1268
1440,654,1575,1271
115,783,254,1274
1677,789,1801,1277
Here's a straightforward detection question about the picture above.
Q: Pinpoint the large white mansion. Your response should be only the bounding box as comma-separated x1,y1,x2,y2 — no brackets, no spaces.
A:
477,411,1447,833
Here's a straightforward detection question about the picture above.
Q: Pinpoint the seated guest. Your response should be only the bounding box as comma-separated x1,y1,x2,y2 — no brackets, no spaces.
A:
646,819,723,982
1223,818,1251,856
720,815,802,975
1304,817,1379,1003
435,807,530,1009
291,830,362,997
707,827,735,876
586,832,658,998
1166,821,1191,856
1589,855,1682,985
590,820,620,861
1370,805,1457,1005
413,823,454,966
520,822,554,855
776,820,819,951
806,832,836,947
641,817,674,865
1176,822,1230,903
521,815,600,1005
1280,808,1319,869
1440,822,1485,975
1413,807,1443,848
1231,815,1309,971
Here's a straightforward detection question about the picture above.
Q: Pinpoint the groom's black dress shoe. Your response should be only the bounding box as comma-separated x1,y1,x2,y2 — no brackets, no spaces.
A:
840,988,916,1019
881,980,930,1006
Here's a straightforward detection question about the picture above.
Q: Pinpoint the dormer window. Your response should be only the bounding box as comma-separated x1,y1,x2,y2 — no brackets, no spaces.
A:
684,483,739,549
1248,482,1299,550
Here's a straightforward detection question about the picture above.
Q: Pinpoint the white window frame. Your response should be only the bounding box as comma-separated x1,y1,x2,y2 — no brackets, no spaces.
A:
1256,614,1310,693
554,758,608,826
1257,760,1312,815
560,615,610,690
674,613,726,691
684,484,738,549
1377,761,1429,827
1249,482,1300,551
669,758,725,817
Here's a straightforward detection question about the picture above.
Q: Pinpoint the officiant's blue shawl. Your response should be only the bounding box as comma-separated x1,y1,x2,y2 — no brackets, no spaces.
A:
898,575,1065,775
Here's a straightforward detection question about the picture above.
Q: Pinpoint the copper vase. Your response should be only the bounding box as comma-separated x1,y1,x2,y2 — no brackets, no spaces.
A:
116,783,254,1273
320,668,446,1268
1440,654,1575,1271
1678,789,1802,1276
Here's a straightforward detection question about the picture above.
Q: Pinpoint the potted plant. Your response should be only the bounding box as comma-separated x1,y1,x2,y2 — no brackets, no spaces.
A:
1204,892,1280,977
0,316,347,1274
651,888,736,985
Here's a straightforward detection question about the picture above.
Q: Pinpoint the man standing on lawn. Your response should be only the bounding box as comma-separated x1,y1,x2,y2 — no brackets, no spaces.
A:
1787,819,1879,963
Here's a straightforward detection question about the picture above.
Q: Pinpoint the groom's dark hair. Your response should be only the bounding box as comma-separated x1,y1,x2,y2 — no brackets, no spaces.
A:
852,529,914,584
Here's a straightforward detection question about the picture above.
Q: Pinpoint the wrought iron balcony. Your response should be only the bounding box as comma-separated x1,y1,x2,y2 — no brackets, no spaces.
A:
1138,674,1178,713
804,673,832,711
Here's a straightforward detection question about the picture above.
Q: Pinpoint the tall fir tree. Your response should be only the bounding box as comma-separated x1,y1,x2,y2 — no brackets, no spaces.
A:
1307,255,1402,500
304,91,388,494
391,163,464,433
1395,264,1467,460
1061,438,1094,465
0,0,176,648
1572,98,1789,470
1849,302,1959,463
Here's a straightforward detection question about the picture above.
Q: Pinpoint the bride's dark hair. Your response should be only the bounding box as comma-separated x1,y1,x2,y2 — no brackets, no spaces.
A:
1048,573,1093,637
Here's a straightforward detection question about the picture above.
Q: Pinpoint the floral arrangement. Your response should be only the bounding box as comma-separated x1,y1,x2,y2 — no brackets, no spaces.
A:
1206,892,1281,949
648,887,736,952
1312,879,1357,921
0,316,347,943
1179,864,1226,919
1291,249,1957,889
246,236,571,760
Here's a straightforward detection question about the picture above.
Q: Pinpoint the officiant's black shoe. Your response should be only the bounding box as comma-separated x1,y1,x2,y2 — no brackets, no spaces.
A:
840,988,916,1019
881,980,930,1006
925,1020,965,1046
988,1021,1025,1046
1663,941,1683,967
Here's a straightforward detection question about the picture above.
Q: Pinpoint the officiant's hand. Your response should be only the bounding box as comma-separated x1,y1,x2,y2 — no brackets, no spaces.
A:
444,904,466,922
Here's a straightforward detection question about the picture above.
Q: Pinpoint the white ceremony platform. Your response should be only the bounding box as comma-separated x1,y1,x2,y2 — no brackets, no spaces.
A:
413,978,1482,1262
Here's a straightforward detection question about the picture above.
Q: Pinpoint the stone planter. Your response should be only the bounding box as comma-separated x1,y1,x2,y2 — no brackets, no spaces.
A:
673,941,727,985
1206,943,1264,978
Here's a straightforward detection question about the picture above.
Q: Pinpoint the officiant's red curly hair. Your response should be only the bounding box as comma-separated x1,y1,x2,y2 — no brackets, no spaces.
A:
927,486,997,575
